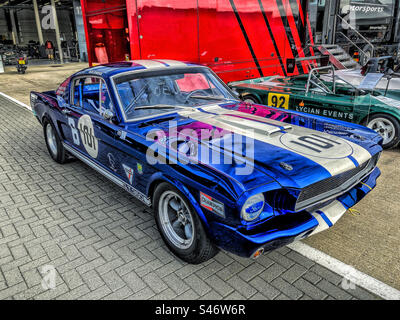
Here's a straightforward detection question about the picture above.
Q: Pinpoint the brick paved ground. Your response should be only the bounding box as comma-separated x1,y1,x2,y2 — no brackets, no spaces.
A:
0,95,379,300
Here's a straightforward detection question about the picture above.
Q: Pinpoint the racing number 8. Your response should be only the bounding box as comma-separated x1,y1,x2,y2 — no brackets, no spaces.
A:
268,93,289,109
68,117,80,145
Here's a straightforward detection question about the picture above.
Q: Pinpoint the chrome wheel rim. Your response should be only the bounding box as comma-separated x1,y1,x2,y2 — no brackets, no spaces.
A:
46,124,58,157
159,191,194,250
367,117,395,145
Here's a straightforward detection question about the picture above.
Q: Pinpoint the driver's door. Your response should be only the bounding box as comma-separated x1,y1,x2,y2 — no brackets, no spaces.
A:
66,76,120,171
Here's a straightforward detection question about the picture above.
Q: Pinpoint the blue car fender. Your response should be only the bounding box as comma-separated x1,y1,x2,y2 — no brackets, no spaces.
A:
147,172,210,229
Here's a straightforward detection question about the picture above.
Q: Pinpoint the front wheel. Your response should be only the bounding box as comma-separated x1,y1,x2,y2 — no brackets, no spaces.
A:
366,114,400,149
241,94,259,104
153,182,218,264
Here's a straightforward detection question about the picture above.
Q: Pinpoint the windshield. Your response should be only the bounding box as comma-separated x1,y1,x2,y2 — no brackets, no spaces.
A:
114,68,235,120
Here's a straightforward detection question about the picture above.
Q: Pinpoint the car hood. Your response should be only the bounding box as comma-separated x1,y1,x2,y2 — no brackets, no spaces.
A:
132,102,380,194
231,75,308,94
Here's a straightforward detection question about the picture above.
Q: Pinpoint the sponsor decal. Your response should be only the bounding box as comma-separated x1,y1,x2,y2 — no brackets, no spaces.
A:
268,92,289,109
87,70,103,76
122,164,134,184
200,192,225,218
299,100,304,107
78,115,98,158
280,132,353,158
295,106,354,120
137,163,143,175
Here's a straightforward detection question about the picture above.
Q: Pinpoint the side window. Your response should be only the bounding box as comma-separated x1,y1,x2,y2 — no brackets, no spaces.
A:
82,77,101,113
56,77,70,102
72,77,113,116
72,78,83,107
100,80,113,112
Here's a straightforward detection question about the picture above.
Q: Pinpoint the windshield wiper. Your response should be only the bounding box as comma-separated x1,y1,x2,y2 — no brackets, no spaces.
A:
124,83,150,114
189,95,229,100
134,104,184,110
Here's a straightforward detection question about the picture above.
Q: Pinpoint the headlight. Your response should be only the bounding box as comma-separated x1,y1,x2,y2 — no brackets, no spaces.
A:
241,193,265,221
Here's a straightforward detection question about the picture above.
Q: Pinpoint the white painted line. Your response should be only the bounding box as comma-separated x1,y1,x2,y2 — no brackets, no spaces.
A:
0,91,31,110
288,241,400,300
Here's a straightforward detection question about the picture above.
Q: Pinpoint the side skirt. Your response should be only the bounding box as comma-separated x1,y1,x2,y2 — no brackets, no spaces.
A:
63,143,151,207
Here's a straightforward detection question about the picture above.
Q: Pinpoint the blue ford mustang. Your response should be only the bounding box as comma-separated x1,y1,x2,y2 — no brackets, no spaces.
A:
30,60,382,264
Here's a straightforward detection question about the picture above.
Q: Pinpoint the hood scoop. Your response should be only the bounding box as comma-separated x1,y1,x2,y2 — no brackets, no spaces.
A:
217,114,292,136
178,106,292,136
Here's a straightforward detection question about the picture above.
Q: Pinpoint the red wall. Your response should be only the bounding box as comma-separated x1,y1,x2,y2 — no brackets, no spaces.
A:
81,0,313,82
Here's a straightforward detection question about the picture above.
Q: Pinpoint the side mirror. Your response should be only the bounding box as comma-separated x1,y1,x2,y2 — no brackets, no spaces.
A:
102,109,115,120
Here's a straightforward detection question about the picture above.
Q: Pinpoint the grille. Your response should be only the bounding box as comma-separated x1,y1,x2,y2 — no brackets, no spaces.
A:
296,153,379,211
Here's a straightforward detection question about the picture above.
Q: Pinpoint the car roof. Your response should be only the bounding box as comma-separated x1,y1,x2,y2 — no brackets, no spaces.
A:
74,59,202,79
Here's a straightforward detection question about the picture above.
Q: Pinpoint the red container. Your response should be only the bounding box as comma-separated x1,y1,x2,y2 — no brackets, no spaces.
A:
81,0,313,82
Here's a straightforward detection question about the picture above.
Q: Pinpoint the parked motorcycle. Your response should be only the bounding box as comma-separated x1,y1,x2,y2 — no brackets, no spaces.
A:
16,55,27,74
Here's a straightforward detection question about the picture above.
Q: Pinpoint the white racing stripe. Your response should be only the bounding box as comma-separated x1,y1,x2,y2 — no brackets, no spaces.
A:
133,60,167,69
288,241,400,300
178,105,372,176
308,200,347,236
156,59,188,67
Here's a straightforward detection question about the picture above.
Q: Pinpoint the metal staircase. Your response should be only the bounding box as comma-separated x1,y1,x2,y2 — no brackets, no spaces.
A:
317,44,360,70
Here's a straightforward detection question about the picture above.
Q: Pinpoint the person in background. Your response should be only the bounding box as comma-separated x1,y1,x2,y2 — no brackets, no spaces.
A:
45,40,54,60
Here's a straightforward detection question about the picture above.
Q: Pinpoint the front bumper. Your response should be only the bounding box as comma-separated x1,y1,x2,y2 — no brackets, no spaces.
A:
210,167,380,258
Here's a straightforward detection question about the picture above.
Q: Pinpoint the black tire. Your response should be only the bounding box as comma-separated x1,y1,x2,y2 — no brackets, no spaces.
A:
365,113,400,149
153,182,218,264
43,118,67,163
241,94,260,104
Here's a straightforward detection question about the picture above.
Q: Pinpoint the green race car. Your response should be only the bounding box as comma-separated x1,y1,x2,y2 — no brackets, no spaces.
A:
230,66,400,149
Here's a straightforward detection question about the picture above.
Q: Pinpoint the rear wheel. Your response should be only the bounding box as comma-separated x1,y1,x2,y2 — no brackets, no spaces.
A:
366,114,400,149
43,118,66,163
153,182,218,264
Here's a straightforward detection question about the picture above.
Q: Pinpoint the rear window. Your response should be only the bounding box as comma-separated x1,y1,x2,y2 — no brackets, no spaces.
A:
56,77,71,101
